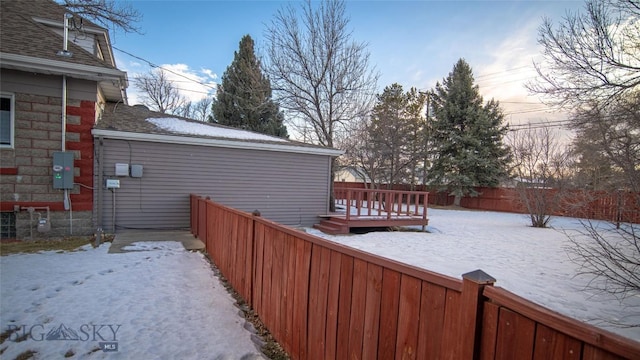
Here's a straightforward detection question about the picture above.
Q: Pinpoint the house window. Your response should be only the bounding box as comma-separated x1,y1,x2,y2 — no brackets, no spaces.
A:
0,212,16,239
0,93,14,148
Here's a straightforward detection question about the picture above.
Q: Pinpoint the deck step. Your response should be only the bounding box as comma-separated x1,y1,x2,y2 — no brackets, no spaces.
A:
320,219,348,227
313,219,349,235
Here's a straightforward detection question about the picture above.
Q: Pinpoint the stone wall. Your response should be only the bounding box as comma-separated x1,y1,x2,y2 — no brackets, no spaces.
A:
0,89,96,239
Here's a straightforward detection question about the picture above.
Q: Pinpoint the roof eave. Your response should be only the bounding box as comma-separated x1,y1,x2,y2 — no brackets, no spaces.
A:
0,52,126,82
1,52,127,102
91,129,344,157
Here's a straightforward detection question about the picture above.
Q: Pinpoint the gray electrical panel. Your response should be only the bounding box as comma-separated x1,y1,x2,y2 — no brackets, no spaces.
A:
53,151,74,189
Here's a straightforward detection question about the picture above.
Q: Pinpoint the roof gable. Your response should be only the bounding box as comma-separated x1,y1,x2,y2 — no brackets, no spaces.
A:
0,0,127,102
1,0,114,69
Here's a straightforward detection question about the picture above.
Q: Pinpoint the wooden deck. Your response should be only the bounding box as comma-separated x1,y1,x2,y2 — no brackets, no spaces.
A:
314,188,429,234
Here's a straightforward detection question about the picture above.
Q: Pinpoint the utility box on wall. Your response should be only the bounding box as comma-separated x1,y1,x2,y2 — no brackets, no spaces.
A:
130,164,143,178
52,151,74,189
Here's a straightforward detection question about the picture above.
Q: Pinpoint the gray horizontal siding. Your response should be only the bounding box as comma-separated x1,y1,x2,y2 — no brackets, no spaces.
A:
97,138,331,231
0,69,97,100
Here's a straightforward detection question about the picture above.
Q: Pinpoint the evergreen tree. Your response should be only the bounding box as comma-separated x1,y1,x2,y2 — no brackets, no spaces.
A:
429,59,510,205
367,83,426,186
211,35,288,138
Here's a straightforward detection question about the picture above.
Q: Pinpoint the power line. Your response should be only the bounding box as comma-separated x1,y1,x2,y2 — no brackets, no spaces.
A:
476,65,532,78
475,65,533,80
113,46,217,91
499,101,544,104
508,119,574,131
505,107,555,115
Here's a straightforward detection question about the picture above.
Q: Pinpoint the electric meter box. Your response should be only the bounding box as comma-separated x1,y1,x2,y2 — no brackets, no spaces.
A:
52,151,74,189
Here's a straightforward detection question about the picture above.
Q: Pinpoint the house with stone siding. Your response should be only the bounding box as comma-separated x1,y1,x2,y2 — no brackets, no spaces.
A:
0,0,128,239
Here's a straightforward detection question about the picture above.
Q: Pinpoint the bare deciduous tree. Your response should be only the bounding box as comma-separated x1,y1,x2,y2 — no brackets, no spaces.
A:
508,126,575,228
191,97,213,122
59,0,142,34
177,97,212,122
530,0,640,305
338,115,383,189
572,93,640,192
133,69,187,114
568,220,640,304
528,0,640,108
265,0,378,210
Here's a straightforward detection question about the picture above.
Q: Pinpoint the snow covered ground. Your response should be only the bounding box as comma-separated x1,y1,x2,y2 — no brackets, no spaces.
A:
0,241,265,359
2,208,638,360
307,207,640,342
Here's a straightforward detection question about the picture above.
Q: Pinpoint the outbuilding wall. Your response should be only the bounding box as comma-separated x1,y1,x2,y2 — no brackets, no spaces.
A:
96,138,333,231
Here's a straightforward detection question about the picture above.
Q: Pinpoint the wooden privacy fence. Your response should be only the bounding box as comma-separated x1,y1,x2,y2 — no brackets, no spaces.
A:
190,194,640,359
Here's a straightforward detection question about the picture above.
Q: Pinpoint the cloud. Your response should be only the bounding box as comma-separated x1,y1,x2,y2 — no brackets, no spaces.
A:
159,63,217,103
474,19,567,125
201,68,218,80
120,62,218,105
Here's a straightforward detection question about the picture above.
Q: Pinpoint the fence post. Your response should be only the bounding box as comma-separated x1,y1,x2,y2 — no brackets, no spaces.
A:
190,194,197,237
251,209,260,307
459,269,496,360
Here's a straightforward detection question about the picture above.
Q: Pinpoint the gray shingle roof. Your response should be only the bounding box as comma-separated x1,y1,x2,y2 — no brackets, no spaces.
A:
0,0,115,70
96,102,342,155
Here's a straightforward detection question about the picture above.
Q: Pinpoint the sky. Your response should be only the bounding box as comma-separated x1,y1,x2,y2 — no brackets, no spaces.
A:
108,0,586,133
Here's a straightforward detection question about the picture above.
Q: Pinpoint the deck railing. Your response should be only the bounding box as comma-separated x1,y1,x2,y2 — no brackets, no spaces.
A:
334,187,429,222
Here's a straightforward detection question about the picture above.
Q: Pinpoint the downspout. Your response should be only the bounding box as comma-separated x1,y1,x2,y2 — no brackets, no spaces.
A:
62,75,67,152
59,13,72,155
57,13,74,231
96,136,104,245
62,74,72,232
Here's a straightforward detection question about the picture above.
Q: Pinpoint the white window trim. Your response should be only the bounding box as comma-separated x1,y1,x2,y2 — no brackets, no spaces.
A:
0,92,15,149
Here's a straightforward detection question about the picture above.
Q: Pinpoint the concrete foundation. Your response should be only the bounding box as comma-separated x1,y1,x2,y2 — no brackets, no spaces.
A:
15,210,93,240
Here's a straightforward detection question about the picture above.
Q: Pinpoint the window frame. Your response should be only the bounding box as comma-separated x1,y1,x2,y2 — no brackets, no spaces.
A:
0,92,15,149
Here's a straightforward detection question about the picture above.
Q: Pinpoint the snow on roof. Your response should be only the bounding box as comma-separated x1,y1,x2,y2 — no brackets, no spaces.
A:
147,117,288,143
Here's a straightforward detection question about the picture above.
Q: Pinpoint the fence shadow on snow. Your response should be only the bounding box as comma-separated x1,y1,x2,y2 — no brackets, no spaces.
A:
190,194,640,359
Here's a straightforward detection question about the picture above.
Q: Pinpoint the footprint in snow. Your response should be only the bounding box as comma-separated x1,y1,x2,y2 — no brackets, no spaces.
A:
34,315,53,324
99,269,114,275
25,305,40,313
